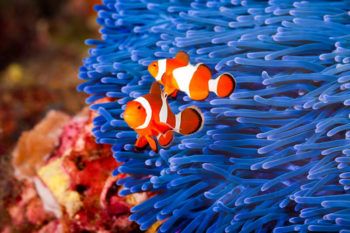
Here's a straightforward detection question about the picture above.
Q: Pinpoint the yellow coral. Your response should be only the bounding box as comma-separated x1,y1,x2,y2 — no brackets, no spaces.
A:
125,192,148,206
38,157,82,217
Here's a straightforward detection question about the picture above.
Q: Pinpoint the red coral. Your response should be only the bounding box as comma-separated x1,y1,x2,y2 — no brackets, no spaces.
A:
5,102,148,232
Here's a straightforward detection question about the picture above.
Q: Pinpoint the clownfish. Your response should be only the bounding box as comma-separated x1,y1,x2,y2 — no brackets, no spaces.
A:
148,51,236,101
123,82,203,152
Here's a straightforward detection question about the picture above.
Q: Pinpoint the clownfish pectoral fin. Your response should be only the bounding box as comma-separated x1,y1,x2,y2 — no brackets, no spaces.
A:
175,51,189,66
135,135,148,151
174,106,203,135
149,82,162,96
145,135,158,152
209,73,236,98
170,90,178,98
158,131,174,148
164,85,177,98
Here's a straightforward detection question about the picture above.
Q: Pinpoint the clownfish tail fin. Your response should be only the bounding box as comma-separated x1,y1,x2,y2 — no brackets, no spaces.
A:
208,73,236,98
174,106,203,135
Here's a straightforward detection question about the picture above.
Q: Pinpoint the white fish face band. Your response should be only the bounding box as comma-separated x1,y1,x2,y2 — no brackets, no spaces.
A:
135,97,152,129
155,59,167,81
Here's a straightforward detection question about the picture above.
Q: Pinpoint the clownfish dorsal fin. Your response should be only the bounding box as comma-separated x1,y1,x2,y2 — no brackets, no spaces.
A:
149,82,162,96
174,51,189,65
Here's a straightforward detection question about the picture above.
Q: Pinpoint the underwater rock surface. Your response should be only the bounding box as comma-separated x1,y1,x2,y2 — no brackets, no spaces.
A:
80,0,350,232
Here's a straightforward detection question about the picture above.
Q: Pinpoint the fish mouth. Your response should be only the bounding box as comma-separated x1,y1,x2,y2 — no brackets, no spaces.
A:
122,111,130,122
123,113,131,123
122,112,128,119
123,107,132,119
123,111,136,129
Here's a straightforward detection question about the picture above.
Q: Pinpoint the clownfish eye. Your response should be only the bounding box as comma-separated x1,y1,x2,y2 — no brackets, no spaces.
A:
153,63,156,67
137,105,141,110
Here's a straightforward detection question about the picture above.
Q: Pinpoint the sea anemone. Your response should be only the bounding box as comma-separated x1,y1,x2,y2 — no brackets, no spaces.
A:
79,0,350,232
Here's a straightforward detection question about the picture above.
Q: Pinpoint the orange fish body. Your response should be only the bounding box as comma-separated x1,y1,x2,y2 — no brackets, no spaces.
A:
148,51,236,101
123,82,203,152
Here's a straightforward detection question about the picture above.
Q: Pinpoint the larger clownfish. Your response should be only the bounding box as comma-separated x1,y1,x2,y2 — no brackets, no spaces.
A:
148,51,236,101
123,82,203,152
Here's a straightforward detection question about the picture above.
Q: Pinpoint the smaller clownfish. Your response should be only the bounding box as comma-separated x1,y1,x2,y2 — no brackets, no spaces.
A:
148,51,236,101
123,82,203,152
